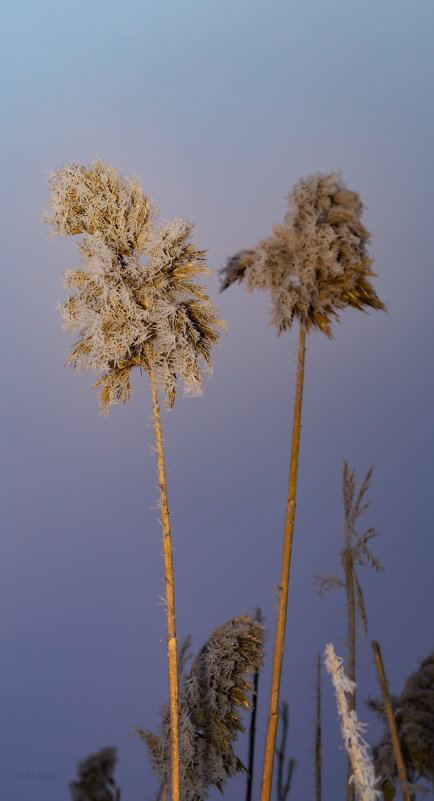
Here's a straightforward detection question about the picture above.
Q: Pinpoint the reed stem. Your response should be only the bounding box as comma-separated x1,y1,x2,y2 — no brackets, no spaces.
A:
372,641,411,801
260,326,306,801
149,363,180,801
344,546,356,801
315,653,322,801
246,609,262,801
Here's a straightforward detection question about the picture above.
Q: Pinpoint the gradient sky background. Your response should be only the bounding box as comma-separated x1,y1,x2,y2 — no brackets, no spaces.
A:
2,0,434,799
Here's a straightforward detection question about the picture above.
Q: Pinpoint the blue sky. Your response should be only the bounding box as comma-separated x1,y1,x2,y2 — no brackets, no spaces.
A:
1,1,434,799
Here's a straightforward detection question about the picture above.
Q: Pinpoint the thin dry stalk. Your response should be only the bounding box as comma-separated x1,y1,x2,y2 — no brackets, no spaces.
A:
260,326,306,801
149,361,180,801
276,701,296,801
246,609,263,801
345,545,356,801
315,653,322,801
372,641,411,801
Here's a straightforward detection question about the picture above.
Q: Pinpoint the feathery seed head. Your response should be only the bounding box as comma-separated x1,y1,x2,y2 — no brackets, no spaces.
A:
221,172,385,337
69,747,120,801
137,615,265,801
45,160,224,412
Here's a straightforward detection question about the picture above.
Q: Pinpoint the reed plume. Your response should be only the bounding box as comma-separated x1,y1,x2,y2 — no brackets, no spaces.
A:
221,172,385,801
46,159,224,801
69,747,120,801
136,615,265,801
324,644,379,801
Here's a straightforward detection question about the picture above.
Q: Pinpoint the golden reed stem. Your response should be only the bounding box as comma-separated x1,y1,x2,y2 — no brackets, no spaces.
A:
260,326,306,801
372,641,411,801
150,364,180,801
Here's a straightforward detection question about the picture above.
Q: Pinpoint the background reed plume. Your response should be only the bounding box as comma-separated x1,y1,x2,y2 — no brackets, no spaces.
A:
136,615,265,801
69,747,120,801
221,172,385,801
45,159,224,801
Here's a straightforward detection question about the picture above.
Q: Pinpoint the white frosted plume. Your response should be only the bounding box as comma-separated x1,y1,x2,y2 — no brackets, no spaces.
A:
45,160,224,412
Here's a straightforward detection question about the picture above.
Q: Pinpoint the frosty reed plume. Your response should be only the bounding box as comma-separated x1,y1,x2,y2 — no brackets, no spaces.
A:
136,615,265,801
45,159,224,801
45,159,223,412
221,172,385,801
69,747,120,801
221,172,384,336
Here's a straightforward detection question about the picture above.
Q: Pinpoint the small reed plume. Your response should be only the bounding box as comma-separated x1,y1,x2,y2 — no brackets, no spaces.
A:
45,159,224,801
315,462,382,801
221,172,385,801
69,747,120,801
324,644,379,801
136,615,265,801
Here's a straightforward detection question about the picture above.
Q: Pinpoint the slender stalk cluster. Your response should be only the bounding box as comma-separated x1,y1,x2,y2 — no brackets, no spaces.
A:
137,615,265,801
324,644,379,801
46,159,224,412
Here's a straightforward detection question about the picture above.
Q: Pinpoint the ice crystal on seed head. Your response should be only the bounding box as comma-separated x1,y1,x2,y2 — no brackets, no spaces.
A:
45,160,224,412
221,172,385,337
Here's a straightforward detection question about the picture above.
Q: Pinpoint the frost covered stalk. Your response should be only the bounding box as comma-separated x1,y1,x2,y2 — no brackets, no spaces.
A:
315,462,382,801
221,172,385,801
45,160,224,801
324,644,379,801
